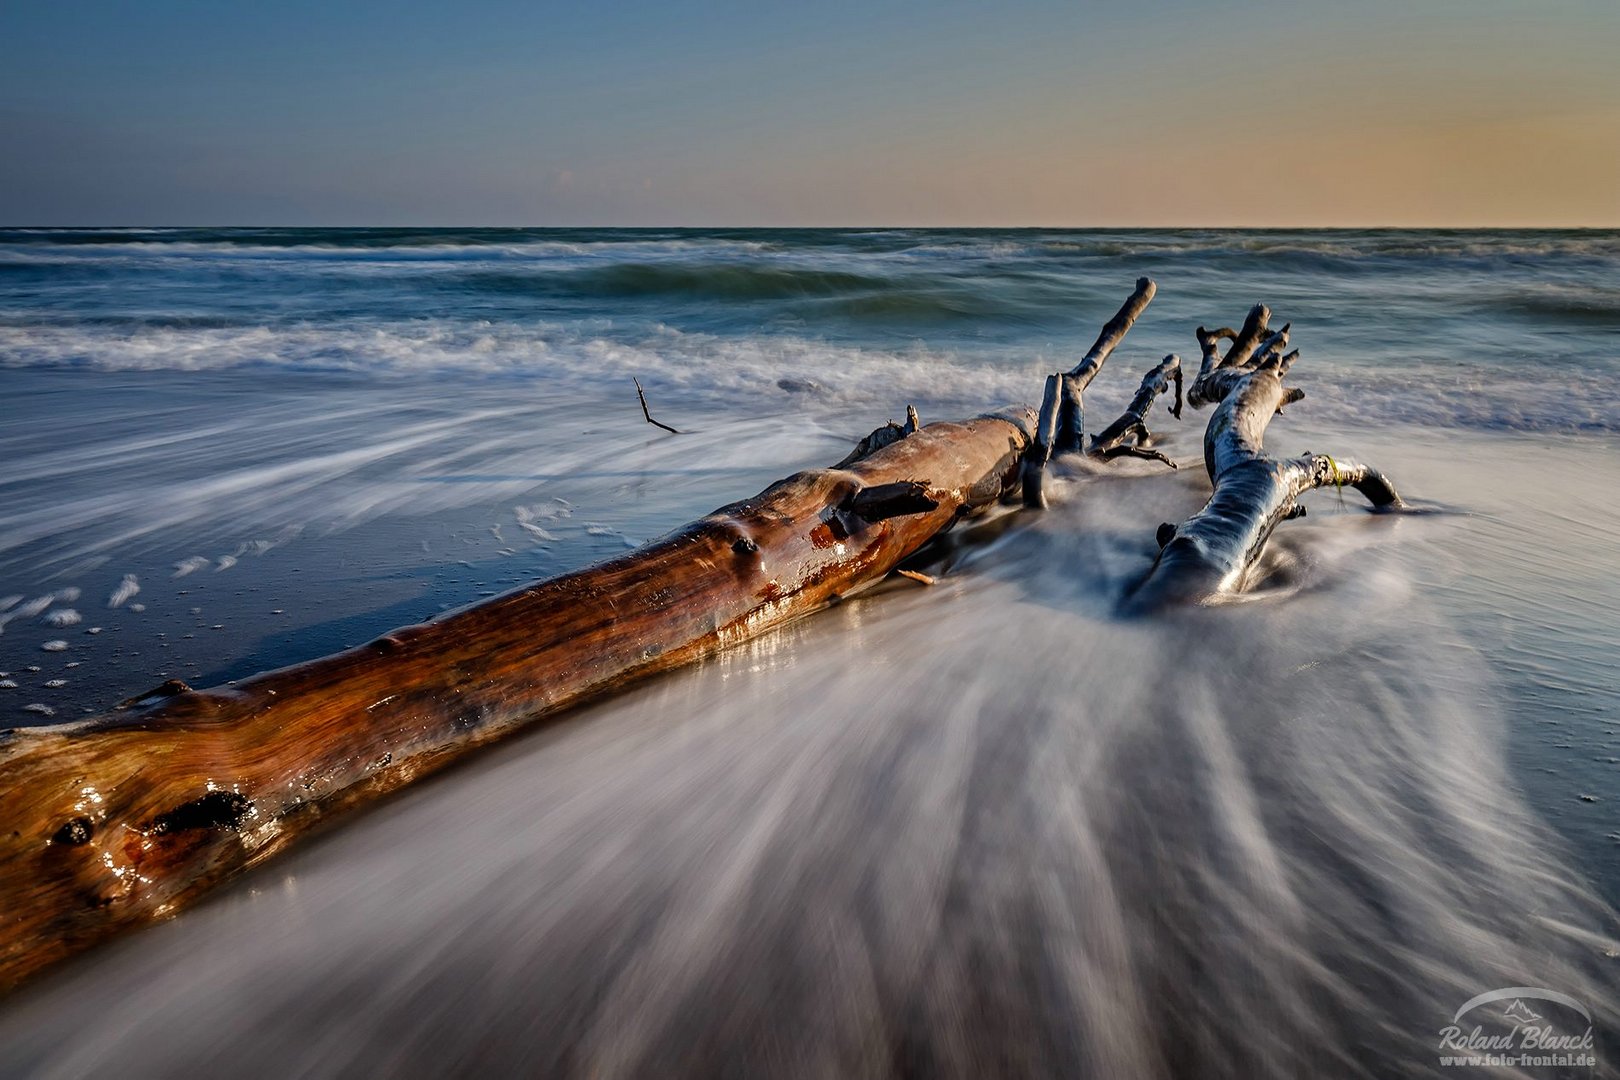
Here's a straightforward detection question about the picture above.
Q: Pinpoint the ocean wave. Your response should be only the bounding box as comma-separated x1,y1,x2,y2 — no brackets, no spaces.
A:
1488,283,1620,322
7,228,1615,267
0,234,779,267
0,313,260,331
808,288,1021,321
0,320,1035,410
766,229,1620,266
1014,232,1620,268
1291,363,1620,435
5,227,1618,437
478,262,895,301
1,319,1615,435
457,262,1067,323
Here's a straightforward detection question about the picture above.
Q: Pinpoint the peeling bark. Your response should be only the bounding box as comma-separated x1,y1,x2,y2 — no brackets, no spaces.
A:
834,404,921,468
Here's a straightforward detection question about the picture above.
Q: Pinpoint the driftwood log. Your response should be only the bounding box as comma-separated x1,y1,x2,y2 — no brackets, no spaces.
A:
0,408,1034,994
1131,304,1403,609
0,280,1408,993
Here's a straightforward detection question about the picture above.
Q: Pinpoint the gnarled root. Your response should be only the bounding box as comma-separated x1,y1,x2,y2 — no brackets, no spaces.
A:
1131,312,1403,609
1088,353,1183,468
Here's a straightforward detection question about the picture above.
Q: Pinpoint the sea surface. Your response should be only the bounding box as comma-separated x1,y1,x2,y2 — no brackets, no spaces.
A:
1,228,1618,1077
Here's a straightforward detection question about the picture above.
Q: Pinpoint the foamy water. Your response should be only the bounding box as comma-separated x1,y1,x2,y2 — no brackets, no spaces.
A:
1,229,1617,1076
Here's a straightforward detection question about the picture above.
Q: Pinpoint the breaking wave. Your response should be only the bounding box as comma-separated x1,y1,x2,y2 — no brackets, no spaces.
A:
1,317,1616,435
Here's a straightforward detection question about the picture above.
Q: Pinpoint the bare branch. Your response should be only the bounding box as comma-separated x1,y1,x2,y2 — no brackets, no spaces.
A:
1088,354,1182,468
633,377,681,434
1055,276,1158,451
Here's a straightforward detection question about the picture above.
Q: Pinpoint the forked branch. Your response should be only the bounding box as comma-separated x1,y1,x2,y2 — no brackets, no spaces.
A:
1021,277,1163,504
1088,354,1184,468
1132,309,1404,609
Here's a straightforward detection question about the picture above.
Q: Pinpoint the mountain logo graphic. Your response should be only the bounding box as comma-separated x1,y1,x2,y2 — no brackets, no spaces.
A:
1452,987,1589,1025
1502,1000,1542,1025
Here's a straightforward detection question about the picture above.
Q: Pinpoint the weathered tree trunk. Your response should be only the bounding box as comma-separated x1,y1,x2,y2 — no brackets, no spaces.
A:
1021,277,1158,507
1131,308,1402,609
0,408,1032,994
0,279,1412,993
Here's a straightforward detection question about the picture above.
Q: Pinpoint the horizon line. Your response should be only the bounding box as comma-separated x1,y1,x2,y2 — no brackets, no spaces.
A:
5,223,1619,231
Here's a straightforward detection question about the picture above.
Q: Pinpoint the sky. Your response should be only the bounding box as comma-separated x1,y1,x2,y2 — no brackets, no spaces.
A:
2,0,1617,227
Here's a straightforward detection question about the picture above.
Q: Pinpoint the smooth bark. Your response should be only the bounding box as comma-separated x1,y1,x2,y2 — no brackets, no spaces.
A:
1132,323,1402,609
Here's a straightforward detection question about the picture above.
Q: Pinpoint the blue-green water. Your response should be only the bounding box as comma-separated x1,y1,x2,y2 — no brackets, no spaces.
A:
0,229,1617,1077
3,228,1618,429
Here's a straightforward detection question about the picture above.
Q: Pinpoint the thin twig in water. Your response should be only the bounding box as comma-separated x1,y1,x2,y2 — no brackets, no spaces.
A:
633,377,681,434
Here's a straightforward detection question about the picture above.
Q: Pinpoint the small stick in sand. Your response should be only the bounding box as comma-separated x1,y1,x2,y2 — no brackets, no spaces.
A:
633,377,681,434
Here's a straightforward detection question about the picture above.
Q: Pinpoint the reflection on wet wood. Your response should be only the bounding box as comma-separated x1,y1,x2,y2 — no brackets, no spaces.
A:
0,409,1032,995
1132,304,1404,609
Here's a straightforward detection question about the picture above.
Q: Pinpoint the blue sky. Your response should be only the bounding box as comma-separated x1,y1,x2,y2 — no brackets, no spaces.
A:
2,0,1616,225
